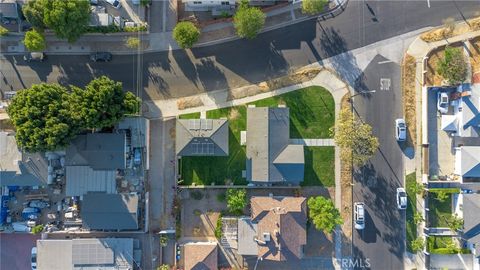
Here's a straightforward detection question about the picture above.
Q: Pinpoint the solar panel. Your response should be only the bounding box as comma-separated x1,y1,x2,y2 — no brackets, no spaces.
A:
72,240,114,265
207,143,214,155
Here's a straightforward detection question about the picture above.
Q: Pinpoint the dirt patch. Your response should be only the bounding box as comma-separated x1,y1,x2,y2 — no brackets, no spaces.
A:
0,118,14,131
177,96,204,110
265,67,321,90
339,93,353,257
420,19,470,42
228,108,240,120
468,37,480,73
227,84,268,101
402,54,417,146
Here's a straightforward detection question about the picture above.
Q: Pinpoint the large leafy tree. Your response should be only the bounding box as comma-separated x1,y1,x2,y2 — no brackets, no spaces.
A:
226,189,247,215
7,84,81,152
332,107,379,166
437,46,467,85
233,0,266,39
24,29,46,52
23,0,90,42
71,76,140,130
302,0,329,15
172,22,200,49
307,196,343,233
22,0,47,30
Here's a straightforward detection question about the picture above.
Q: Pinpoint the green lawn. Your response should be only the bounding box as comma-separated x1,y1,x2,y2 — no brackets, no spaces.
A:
427,236,471,254
302,147,335,186
179,112,201,119
428,192,452,227
180,86,335,186
405,172,417,252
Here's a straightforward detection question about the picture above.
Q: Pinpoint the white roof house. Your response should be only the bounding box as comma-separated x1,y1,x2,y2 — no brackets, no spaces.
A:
454,84,480,137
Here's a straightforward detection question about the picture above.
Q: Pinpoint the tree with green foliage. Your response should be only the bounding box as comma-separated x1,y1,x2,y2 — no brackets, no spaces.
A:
233,0,266,39
407,180,425,196
414,211,424,225
307,196,343,233
437,46,467,85
172,21,200,49
332,107,380,166
302,0,329,15
31,224,44,234
157,265,170,270
435,190,449,202
24,29,46,51
446,214,463,231
71,76,140,130
411,237,425,253
7,83,82,152
160,235,168,247
23,0,90,42
226,189,247,215
0,25,8,36
125,37,140,49
22,0,47,30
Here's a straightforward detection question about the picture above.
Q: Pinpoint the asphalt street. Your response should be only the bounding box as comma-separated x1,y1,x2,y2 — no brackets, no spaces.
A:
1,1,480,100
352,54,405,270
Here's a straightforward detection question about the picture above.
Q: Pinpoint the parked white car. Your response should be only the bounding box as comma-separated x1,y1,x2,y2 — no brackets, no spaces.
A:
437,92,449,114
105,0,121,8
31,247,37,270
395,118,407,142
354,202,365,230
396,188,407,210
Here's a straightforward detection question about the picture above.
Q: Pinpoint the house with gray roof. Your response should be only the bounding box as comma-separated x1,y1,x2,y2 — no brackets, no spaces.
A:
454,146,480,181
176,119,229,156
36,238,138,270
0,132,47,187
81,192,139,231
245,107,304,184
461,193,480,259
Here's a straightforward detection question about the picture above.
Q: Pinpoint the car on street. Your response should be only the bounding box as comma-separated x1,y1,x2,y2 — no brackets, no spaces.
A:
31,247,37,270
105,0,121,8
395,118,407,142
396,188,407,210
354,202,365,230
90,52,112,62
24,52,45,62
437,91,449,114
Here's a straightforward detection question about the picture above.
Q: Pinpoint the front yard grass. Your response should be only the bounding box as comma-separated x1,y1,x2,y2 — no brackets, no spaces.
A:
428,192,452,228
303,147,335,187
406,172,417,252
179,86,335,186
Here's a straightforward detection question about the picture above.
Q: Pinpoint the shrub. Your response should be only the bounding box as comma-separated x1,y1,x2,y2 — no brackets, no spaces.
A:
157,264,170,270
24,29,46,51
411,237,425,253
437,46,467,85
31,224,44,234
302,0,329,15
124,25,148,32
125,37,140,49
0,25,8,36
172,21,200,49
226,189,247,215
215,213,223,239
160,235,168,247
84,25,121,33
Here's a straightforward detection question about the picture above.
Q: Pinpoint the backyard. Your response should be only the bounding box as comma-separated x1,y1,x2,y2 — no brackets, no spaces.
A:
428,191,453,228
179,86,335,186
427,236,470,254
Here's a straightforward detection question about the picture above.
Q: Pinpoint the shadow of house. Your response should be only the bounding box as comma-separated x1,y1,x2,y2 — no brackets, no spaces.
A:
245,106,304,185
81,192,139,231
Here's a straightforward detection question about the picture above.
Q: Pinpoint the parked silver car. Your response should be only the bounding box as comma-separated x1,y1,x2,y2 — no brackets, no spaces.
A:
354,202,365,230
395,118,407,142
437,91,449,114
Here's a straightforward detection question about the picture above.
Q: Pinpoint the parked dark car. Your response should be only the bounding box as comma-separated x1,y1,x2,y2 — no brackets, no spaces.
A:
90,52,112,62
24,52,45,62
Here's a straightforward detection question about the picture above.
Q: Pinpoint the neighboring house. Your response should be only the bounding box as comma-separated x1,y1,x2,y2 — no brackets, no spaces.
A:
245,106,304,184
117,116,150,169
455,84,480,138
0,0,19,20
36,238,138,270
0,132,47,187
459,193,480,269
183,0,236,15
176,118,229,157
182,241,218,270
454,146,480,182
65,133,126,196
81,192,139,231
237,196,307,261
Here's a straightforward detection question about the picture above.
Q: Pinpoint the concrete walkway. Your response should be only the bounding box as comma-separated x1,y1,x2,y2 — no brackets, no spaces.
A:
290,138,335,146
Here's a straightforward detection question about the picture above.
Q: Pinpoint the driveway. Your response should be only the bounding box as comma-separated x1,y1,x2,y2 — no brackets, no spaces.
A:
0,233,40,270
352,54,405,270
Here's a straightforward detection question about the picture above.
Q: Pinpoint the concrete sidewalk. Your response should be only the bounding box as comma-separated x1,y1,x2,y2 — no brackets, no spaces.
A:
0,0,347,55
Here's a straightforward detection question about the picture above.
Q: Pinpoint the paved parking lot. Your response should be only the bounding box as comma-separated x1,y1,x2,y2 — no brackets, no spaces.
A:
0,233,40,270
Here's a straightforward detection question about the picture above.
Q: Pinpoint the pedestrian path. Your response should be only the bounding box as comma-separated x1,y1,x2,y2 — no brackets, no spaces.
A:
290,138,335,146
